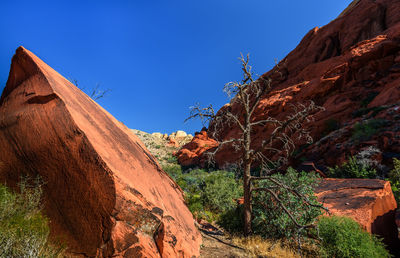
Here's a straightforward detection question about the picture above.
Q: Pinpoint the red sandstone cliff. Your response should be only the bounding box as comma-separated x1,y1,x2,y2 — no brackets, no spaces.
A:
177,0,400,170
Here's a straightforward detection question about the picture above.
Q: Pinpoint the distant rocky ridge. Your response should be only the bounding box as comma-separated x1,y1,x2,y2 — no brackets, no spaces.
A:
131,129,193,165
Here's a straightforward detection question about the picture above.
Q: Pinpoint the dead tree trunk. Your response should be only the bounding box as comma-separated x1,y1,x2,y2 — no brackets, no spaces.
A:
186,53,327,239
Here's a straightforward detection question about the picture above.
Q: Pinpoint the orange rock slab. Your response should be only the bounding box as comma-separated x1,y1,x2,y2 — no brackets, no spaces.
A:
0,47,201,257
316,178,399,250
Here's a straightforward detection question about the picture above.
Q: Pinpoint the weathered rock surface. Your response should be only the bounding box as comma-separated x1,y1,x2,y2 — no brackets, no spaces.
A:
177,0,400,170
316,178,399,250
176,130,218,167
0,47,201,257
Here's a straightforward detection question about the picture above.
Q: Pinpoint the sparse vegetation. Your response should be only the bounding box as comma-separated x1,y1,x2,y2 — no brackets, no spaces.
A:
0,178,64,257
388,158,400,204
231,235,309,258
351,119,388,142
317,216,390,258
251,168,322,241
163,164,242,221
328,156,377,179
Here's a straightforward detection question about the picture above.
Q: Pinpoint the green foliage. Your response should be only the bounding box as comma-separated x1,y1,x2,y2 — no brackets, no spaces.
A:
162,163,183,181
0,178,64,257
389,158,400,204
162,165,242,221
351,119,387,142
251,168,322,240
217,204,244,234
318,216,390,258
164,154,177,164
328,156,376,179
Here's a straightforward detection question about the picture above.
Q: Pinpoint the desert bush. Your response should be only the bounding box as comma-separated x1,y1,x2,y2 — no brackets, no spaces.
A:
328,156,377,179
351,119,387,142
0,178,64,257
318,216,390,258
389,158,400,204
251,168,322,240
162,165,242,221
203,171,243,213
217,204,244,234
162,163,183,181
355,146,381,168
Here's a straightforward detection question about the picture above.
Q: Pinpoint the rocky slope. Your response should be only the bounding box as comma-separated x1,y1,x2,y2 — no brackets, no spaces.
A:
177,0,400,172
0,47,201,257
131,129,193,165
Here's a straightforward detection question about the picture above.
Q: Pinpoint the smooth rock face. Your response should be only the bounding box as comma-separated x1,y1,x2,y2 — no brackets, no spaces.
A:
177,0,400,169
316,178,399,249
0,47,201,257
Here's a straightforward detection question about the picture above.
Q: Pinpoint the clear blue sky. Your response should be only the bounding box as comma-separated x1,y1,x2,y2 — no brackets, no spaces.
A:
0,0,352,134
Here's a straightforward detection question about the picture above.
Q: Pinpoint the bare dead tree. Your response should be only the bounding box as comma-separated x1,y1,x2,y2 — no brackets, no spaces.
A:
186,54,328,241
71,79,110,101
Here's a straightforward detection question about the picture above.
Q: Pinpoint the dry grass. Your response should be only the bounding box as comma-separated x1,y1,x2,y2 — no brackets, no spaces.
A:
231,235,319,258
231,235,298,258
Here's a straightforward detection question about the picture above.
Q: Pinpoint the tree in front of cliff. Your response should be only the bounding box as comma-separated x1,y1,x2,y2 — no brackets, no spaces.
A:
186,54,328,246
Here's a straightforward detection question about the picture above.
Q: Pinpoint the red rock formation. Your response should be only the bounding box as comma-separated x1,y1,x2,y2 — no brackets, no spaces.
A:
0,47,201,257
175,130,218,167
316,178,399,250
178,0,400,170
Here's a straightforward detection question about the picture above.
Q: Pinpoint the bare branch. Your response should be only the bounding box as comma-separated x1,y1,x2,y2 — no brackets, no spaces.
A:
184,103,215,126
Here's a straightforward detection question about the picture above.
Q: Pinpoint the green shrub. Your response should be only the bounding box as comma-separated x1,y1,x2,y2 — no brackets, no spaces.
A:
217,204,244,234
389,158,400,204
351,119,387,142
162,165,242,221
203,171,243,213
162,163,183,181
251,168,322,240
328,156,376,179
0,178,64,257
318,216,390,258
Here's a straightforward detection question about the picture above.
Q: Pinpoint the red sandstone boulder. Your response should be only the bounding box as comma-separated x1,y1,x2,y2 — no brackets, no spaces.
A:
316,178,399,249
0,47,201,257
178,0,400,169
175,130,218,167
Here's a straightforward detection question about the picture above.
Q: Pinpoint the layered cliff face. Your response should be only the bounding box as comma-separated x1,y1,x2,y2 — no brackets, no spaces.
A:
0,47,201,257
178,0,400,170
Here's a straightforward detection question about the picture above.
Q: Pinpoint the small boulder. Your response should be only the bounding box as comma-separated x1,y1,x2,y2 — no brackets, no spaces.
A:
316,178,399,250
